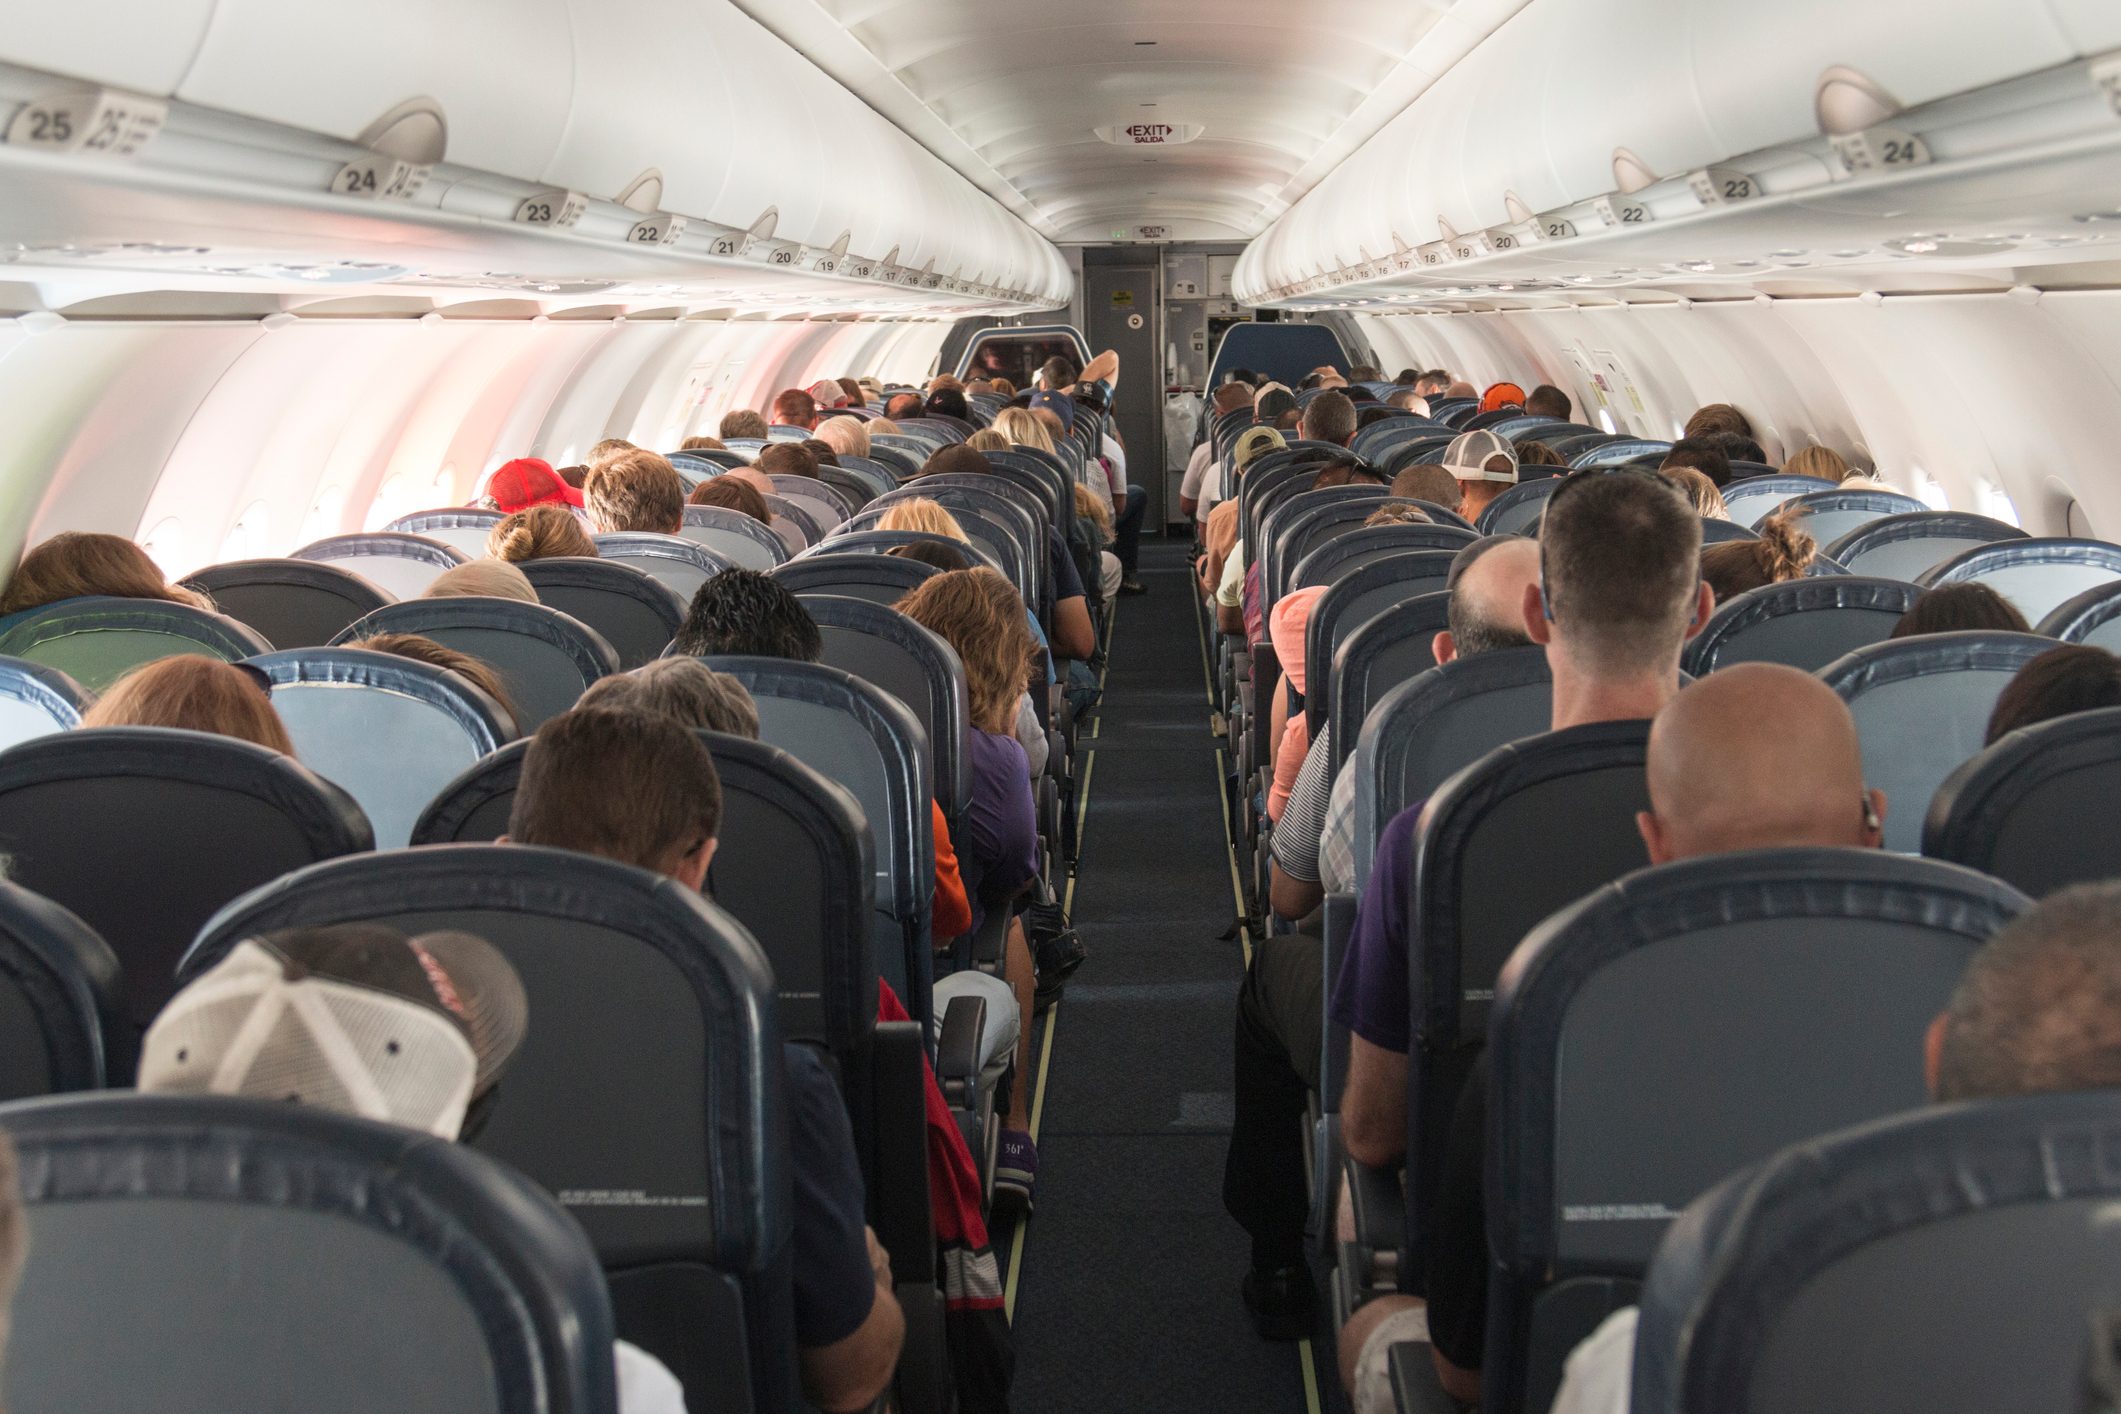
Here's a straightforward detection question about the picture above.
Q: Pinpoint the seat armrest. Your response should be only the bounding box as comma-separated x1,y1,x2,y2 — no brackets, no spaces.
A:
869,1019,938,1286
968,899,1010,971
1320,891,1357,1110
935,994,988,1104
1389,1341,1464,1414
1344,1154,1407,1258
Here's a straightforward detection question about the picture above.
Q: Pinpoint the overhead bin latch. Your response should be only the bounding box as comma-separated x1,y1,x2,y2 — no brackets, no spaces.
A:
330,98,445,203
1815,67,1931,178
4,84,165,160
615,169,686,246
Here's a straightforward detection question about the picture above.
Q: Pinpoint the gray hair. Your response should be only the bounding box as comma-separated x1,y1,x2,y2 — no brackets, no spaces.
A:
1936,882,2121,1101
577,658,759,739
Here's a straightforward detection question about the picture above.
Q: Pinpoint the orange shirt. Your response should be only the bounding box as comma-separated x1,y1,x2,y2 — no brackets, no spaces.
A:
932,800,972,941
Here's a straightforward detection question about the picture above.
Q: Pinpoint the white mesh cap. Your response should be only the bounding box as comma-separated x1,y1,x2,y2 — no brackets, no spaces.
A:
1443,429,1520,485
141,938,480,1138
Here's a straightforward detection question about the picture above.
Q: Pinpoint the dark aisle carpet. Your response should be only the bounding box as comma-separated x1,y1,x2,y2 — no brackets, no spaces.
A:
1003,539,1313,1412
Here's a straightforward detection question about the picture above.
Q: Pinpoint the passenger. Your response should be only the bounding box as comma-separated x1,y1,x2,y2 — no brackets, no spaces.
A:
1362,504,1432,528
1706,430,1768,468
1202,427,1286,636
680,434,727,452
815,415,871,460
1659,465,1729,519
1889,582,2031,639
756,442,821,480
719,409,769,441
1784,444,1852,483
1075,485,1123,601
479,457,584,515
803,439,841,469
1525,385,1572,420
835,377,867,408
1549,873,2121,1414
1700,511,1815,601
0,531,212,621
1682,403,1753,441
1413,371,1451,397
347,632,519,722
1986,645,2121,743
925,387,971,423
502,713,905,1413
584,451,686,535
1478,381,1524,413
773,388,820,431
576,656,758,737
1310,455,1386,491
1300,391,1358,448
1660,437,1733,489
885,392,924,422
916,445,1095,662
1441,429,1519,522
987,378,1016,399
1232,538,1543,1334
587,438,637,468
1183,383,1259,519
808,379,851,412
991,407,1056,455
134,923,696,1412
669,569,822,661
857,377,888,405
1384,390,1430,416
1264,586,1326,823
1327,475,1708,1387
1515,440,1567,473
963,428,1009,453
489,504,597,562
890,540,972,574
555,464,591,491
1390,463,1462,509
1029,405,1071,445
688,476,772,524
876,497,966,539
80,655,294,754
1444,380,1477,399
894,569,1044,1210
420,559,539,602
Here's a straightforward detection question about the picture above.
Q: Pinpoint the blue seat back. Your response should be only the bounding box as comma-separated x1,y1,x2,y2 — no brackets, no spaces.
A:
773,550,939,606
181,846,792,1414
799,595,972,824
1719,475,1840,528
1290,529,1473,592
0,656,85,752
1822,510,2026,581
1917,537,2121,624
1487,850,2025,1414
839,499,1033,605
386,508,506,558
1323,590,1454,751
1350,647,1553,889
1477,479,1560,536
0,1092,620,1414
181,559,393,650
335,599,619,731
592,534,733,603
1299,550,1463,688
2038,578,2121,648
1775,488,1927,546
1925,705,2121,897
1817,631,2056,851
0,597,273,692
1633,1089,2121,1414
254,647,516,849
293,532,468,599
1570,438,1670,470
0,727,370,1031
0,881,123,1098
678,506,789,571
515,557,686,671
1683,577,1923,675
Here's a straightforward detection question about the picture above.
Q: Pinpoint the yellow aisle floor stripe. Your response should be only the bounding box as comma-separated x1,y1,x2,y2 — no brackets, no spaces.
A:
1196,564,1325,1414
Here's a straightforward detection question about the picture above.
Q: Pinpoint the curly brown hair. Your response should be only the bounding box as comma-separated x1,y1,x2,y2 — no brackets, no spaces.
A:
893,568,1038,734
488,504,597,563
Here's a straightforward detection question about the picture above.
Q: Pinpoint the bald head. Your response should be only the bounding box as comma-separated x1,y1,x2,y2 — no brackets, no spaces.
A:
1639,664,1884,863
1441,538,1540,662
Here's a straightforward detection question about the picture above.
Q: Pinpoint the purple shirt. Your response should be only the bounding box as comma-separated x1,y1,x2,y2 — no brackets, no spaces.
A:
1327,799,1425,1054
958,728,1038,935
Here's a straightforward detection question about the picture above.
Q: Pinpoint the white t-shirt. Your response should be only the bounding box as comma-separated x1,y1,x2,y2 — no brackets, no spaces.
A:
1180,441,1215,515
1215,540,1247,609
616,1339,689,1414
1547,1307,1636,1414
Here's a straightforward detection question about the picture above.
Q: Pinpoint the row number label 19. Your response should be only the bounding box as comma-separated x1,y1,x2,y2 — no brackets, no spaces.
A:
513,190,587,228
5,87,167,160
331,153,430,202
1830,125,1930,176
1688,166,1758,207
626,214,686,246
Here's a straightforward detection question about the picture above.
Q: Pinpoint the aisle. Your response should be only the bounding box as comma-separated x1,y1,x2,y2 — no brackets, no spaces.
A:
1003,540,1315,1412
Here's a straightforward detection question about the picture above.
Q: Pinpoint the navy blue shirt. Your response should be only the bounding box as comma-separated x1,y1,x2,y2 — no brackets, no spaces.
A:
1327,800,1426,1054
785,1044,878,1347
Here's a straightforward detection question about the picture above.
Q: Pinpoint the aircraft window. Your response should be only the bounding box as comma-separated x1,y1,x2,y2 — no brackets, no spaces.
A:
1976,480,2021,527
218,501,272,563
367,474,426,530
139,517,191,579
1910,468,1952,511
1596,408,1617,434
301,485,347,544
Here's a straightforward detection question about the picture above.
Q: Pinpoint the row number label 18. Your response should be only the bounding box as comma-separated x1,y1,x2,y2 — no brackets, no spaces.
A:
513,190,587,228
331,154,430,202
1830,125,1930,176
5,87,167,160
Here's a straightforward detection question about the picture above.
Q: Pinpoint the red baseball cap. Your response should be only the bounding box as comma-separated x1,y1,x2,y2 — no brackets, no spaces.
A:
484,458,583,513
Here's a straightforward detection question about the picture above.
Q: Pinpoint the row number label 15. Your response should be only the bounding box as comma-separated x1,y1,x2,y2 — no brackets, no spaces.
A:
6,88,167,159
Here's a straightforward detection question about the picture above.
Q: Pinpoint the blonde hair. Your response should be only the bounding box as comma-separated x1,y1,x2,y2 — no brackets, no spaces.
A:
587,438,637,465
82,655,293,754
989,378,1017,398
894,569,1038,735
1,532,213,617
993,407,1056,454
867,418,901,437
488,505,596,563
1073,485,1113,542
421,559,539,603
877,497,969,541
1785,445,1853,483
680,435,726,452
964,429,1009,453
584,450,685,534
1660,465,1730,520
815,416,871,460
